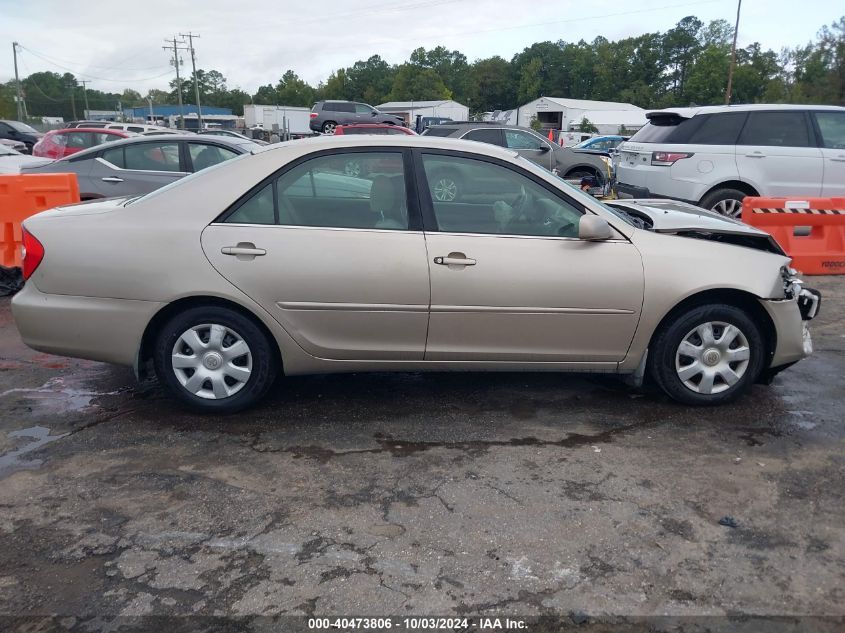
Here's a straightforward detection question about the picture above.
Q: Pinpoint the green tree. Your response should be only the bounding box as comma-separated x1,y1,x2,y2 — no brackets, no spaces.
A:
516,57,542,103
467,56,514,112
276,70,315,106
578,116,598,133
387,65,450,101
663,16,704,101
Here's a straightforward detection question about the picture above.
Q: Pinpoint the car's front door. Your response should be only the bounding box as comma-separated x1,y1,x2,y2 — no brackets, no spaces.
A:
735,110,823,197
93,140,188,196
201,149,431,360
417,151,644,363
812,111,845,197
503,129,554,170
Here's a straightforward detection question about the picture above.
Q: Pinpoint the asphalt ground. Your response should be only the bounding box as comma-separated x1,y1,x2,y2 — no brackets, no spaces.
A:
0,276,843,632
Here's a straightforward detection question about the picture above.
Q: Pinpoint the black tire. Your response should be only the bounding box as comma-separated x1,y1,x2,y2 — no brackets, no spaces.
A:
429,171,462,202
699,188,746,219
321,121,337,134
649,304,766,406
153,306,278,414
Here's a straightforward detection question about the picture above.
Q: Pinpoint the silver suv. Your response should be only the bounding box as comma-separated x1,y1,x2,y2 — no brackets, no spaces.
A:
616,104,845,217
309,101,405,134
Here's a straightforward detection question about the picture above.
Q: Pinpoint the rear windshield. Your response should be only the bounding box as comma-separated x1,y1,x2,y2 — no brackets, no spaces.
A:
629,115,700,143
421,127,457,137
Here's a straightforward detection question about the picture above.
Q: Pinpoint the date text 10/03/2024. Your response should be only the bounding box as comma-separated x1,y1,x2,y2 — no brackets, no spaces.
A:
307,618,528,630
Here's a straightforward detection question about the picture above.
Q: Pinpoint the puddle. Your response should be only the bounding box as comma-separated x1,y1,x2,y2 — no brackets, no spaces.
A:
0,426,68,478
0,376,127,415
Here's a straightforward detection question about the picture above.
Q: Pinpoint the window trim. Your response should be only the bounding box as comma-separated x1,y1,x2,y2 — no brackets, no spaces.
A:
412,148,595,238
215,147,422,232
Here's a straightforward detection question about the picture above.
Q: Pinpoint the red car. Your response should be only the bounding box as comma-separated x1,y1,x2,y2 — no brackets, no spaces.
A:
334,124,416,136
32,128,131,159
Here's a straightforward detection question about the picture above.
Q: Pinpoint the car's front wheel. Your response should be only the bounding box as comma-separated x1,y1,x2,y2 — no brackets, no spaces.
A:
153,306,278,413
649,304,765,405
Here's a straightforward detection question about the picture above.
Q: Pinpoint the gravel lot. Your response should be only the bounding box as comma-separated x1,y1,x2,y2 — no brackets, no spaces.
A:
0,277,843,631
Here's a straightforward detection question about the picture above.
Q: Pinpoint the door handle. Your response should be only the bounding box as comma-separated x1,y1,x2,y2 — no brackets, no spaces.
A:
744,152,766,158
434,254,476,266
831,156,845,162
222,243,266,257
101,176,124,183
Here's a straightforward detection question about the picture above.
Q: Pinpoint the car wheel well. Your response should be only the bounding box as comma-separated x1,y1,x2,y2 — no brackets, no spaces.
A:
650,288,776,367
700,181,759,203
137,296,282,379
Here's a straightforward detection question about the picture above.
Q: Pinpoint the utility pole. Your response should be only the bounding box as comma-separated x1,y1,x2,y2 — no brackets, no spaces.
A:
725,0,742,105
163,37,189,129
80,80,91,118
179,32,203,130
12,42,24,121
67,80,77,120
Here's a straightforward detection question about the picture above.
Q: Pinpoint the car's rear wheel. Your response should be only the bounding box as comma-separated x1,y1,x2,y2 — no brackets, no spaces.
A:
700,188,746,218
321,121,337,134
649,304,765,405
153,306,278,413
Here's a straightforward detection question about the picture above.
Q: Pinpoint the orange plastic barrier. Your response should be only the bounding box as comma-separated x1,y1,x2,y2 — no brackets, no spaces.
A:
741,197,845,275
0,173,80,268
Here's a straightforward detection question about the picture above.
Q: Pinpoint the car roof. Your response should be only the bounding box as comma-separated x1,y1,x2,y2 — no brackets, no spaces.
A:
52,127,132,134
62,133,258,161
646,103,845,119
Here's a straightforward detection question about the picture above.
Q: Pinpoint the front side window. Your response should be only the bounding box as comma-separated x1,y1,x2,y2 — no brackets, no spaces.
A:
814,112,845,149
738,111,811,147
504,130,546,150
355,104,374,114
421,154,584,237
96,132,121,144
188,143,240,171
128,126,144,133
124,142,181,171
224,151,409,230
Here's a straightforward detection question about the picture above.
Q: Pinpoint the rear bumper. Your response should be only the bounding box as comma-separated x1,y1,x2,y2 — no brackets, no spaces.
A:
11,283,163,366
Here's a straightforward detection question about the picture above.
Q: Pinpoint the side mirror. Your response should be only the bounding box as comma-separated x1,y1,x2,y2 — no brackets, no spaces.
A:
538,145,550,153
578,215,614,241
371,111,378,117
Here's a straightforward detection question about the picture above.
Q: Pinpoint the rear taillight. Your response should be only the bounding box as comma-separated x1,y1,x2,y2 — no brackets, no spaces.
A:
21,228,44,280
309,112,318,119
651,151,694,166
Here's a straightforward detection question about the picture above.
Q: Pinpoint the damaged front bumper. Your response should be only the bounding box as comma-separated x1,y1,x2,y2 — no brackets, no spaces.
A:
760,271,821,374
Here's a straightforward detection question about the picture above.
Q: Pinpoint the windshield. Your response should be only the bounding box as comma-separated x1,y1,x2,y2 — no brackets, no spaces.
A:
126,152,250,205
8,121,39,134
540,163,637,227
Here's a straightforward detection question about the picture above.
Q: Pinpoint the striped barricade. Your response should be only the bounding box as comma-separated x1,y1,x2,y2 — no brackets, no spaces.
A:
741,197,845,275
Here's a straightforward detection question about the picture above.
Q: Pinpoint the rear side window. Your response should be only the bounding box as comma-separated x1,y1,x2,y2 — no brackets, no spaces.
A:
226,183,275,225
629,115,702,143
686,113,747,145
738,111,811,147
67,132,93,148
423,127,457,137
814,112,845,149
464,128,504,146
325,102,354,113
102,146,125,167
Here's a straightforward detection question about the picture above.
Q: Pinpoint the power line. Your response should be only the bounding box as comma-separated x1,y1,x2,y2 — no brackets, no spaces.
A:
18,45,172,82
13,45,170,72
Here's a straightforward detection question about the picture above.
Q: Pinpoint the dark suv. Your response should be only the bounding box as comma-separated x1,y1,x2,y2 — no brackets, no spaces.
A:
422,122,610,185
0,120,44,154
310,101,405,134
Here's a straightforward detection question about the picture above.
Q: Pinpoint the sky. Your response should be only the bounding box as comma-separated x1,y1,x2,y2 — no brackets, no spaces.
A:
0,0,842,97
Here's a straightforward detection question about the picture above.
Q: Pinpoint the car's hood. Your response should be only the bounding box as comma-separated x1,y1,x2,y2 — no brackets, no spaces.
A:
629,201,766,236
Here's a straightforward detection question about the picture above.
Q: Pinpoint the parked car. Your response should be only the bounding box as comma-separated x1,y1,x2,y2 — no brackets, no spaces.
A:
421,122,611,194
32,128,131,159
21,134,259,199
199,129,269,145
334,124,416,135
573,135,628,151
12,135,819,413
615,104,845,217
105,122,182,135
0,144,52,174
0,120,43,153
310,101,405,134
63,120,112,129
0,138,28,152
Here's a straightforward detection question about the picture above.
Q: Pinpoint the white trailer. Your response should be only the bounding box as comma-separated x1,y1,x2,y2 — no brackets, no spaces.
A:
244,105,312,135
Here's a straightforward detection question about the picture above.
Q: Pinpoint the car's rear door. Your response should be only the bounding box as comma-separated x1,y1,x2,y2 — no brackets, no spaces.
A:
812,111,845,197
92,140,188,196
735,110,823,197
416,150,643,363
201,148,431,361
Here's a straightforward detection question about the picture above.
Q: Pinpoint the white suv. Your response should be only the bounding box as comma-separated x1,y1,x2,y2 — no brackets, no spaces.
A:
615,104,845,217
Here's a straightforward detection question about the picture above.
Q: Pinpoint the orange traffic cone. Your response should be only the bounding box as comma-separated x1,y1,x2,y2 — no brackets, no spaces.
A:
548,129,554,142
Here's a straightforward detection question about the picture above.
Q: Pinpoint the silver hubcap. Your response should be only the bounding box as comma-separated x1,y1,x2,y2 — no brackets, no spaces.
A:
433,178,457,202
712,197,743,218
171,324,252,400
324,123,336,134
675,321,750,395
345,160,361,177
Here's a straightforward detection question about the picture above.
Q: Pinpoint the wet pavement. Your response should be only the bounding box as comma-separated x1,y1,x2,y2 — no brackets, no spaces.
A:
0,277,843,629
